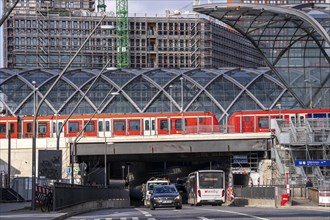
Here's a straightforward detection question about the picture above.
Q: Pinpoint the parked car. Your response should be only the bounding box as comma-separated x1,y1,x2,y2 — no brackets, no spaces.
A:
149,185,182,210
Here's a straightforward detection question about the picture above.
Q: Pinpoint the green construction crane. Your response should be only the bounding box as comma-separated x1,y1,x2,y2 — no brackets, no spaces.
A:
116,0,129,68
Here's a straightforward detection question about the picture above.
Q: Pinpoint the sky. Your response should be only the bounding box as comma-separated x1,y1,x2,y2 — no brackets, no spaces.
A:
104,0,197,16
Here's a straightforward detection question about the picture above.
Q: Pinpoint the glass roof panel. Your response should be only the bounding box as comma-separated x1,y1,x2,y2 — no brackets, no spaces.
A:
188,92,223,121
103,70,135,87
64,70,94,87
39,78,76,110
248,76,283,109
226,69,258,86
228,92,261,115
0,71,11,83
185,70,216,86
1,77,31,110
144,70,176,87
124,76,159,110
146,93,175,113
84,78,114,108
20,70,52,86
207,75,241,110
102,94,138,114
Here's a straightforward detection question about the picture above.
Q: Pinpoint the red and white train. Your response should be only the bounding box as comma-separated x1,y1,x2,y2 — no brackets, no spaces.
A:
0,109,329,139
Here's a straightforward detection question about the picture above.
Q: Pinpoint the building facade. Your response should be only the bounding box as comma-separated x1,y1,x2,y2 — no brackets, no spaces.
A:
2,2,265,68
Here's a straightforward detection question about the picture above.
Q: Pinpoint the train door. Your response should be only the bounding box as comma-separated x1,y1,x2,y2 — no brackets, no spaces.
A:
51,120,64,138
297,114,306,127
98,119,111,137
242,115,254,132
144,117,156,136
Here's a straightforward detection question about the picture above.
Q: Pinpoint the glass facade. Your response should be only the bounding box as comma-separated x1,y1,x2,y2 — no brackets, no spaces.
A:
0,68,313,123
194,3,330,110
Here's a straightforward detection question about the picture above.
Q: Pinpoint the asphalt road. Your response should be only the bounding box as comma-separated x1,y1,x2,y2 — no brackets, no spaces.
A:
66,205,330,220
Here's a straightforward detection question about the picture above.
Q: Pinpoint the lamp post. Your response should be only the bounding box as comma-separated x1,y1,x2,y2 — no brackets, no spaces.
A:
31,80,37,210
180,77,184,134
56,24,116,151
121,165,125,181
104,142,114,188
70,91,119,184
31,15,107,210
169,85,173,112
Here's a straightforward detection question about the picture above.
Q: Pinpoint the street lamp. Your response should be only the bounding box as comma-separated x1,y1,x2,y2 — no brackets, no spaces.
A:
71,91,119,184
31,80,37,210
31,15,107,210
55,24,116,150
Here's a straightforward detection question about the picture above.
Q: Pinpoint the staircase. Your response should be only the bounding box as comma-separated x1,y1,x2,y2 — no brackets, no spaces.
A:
0,188,25,202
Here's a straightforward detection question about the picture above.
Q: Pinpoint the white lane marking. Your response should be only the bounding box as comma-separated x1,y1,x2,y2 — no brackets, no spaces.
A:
199,208,269,220
198,217,214,220
135,208,153,217
105,218,112,220
148,218,156,220
119,218,127,220
132,217,139,220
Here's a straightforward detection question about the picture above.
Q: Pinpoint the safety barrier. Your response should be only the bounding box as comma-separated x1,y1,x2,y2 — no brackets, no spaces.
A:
53,182,129,211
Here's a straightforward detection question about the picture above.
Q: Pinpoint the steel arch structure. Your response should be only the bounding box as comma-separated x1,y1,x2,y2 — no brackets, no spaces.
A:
1,67,305,122
193,3,330,110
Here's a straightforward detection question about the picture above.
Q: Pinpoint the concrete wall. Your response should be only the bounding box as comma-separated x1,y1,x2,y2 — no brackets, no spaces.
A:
0,138,70,178
234,198,276,208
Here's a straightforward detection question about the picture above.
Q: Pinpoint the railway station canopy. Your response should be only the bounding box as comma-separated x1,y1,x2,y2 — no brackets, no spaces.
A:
193,3,330,111
0,67,328,123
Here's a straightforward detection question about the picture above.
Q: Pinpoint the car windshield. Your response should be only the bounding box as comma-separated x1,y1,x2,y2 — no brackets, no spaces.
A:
148,182,168,191
154,186,177,194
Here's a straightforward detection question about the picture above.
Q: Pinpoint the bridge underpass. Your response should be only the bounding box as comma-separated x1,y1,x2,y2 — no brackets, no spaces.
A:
74,133,273,190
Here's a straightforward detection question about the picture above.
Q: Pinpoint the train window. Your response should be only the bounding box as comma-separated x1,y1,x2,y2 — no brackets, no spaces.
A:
114,121,125,131
160,120,168,130
0,124,6,134
59,122,63,133
69,122,79,132
175,119,187,130
38,123,47,134
106,121,110,131
84,121,94,132
27,123,32,133
245,116,250,122
98,121,103,132
152,120,155,130
53,122,56,133
129,120,140,131
199,117,203,124
10,123,14,133
145,120,150,131
258,117,269,128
